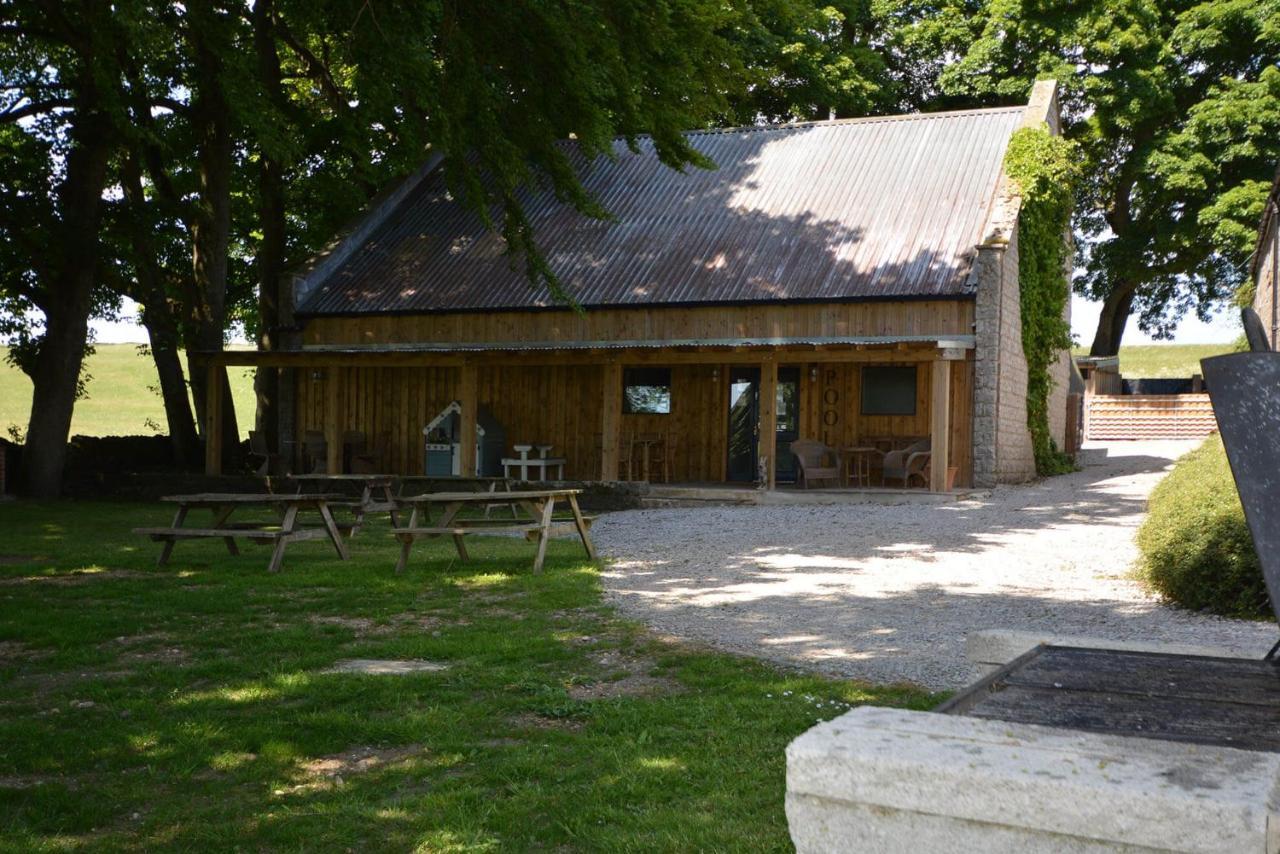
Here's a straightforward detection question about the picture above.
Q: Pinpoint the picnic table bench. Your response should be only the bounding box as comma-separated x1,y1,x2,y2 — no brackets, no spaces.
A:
287,473,400,533
134,493,350,573
392,488,596,574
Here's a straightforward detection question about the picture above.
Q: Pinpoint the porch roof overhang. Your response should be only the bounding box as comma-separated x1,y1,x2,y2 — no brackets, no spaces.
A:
200,334,975,367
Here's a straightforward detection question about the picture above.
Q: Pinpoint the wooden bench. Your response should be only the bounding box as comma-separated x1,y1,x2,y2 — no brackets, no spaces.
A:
392,489,595,574
134,493,350,573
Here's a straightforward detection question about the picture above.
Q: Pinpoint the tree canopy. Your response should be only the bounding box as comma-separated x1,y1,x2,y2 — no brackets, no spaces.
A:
3,0,1280,495
890,0,1280,354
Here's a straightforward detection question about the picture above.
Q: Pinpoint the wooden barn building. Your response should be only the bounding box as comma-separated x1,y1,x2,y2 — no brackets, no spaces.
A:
207,81,1070,492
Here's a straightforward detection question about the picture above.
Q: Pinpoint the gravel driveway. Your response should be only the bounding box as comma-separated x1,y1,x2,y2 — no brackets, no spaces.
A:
593,441,1276,690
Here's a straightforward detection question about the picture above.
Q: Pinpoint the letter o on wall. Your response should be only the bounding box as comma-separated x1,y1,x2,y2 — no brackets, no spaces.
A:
822,409,839,427
823,388,840,406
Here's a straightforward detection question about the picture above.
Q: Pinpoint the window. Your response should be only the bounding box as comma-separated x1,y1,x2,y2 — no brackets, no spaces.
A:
623,367,672,414
860,366,917,416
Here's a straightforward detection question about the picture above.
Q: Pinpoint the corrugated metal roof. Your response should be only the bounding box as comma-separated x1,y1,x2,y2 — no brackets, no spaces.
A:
299,107,1024,316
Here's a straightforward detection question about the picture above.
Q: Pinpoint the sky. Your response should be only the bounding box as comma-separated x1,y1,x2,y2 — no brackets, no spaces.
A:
89,293,1244,347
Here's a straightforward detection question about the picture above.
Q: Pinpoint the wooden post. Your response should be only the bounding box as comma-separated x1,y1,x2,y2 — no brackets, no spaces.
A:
930,360,952,492
325,367,342,475
203,361,223,476
758,359,778,489
600,362,622,481
458,363,478,477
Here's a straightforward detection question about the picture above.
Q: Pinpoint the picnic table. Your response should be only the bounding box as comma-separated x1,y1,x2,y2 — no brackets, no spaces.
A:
134,493,350,573
392,488,596,574
288,473,400,533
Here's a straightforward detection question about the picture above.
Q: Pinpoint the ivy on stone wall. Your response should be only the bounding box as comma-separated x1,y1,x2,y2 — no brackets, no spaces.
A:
1004,125,1078,476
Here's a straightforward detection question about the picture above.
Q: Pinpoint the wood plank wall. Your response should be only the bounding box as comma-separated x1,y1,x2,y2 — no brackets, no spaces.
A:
294,356,973,486
798,360,973,486
303,300,974,346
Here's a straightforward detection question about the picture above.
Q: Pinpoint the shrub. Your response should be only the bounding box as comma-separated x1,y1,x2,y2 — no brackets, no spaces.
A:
1136,436,1266,618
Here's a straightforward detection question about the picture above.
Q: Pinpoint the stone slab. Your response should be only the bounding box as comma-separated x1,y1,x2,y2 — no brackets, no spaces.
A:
786,705,1280,853
967,629,1251,676
322,659,448,675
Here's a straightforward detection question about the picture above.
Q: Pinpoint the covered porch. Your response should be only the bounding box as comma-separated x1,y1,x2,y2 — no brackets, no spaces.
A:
201,336,975,493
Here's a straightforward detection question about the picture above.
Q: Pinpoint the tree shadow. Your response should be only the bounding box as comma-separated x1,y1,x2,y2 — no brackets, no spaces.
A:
306,110,1023,313
596,444,1277,689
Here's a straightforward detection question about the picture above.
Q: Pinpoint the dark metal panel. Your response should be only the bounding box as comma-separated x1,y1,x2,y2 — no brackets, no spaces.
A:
301,107,1026,315
1201,351,1280,627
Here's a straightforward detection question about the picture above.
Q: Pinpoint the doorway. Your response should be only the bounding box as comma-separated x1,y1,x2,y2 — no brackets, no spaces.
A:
726,366,800,484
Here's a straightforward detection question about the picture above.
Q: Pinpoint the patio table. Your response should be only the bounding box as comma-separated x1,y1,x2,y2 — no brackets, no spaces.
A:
134,493,350,573
841,446,883,487
392,488,595,574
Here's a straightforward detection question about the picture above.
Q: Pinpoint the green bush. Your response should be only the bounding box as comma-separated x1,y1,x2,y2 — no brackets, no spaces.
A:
1137,436,1266,618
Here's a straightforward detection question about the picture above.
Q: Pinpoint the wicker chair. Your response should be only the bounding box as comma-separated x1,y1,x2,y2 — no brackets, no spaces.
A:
247,430,278,477
303,430,328,474
882,439,931,488
790,439,842,488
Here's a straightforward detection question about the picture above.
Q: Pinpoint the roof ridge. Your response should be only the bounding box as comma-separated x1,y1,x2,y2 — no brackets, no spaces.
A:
678,105,1027,139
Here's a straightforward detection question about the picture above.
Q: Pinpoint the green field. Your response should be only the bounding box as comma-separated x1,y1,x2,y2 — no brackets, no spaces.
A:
1071,343,1238,379
0,344,256,441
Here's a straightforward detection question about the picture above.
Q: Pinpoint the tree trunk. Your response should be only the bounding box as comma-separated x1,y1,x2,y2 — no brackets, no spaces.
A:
186,3,239,468
21,112,113,498
120,153,202,467
142,306,201,468
252,0,288,460
1089,281,1138,357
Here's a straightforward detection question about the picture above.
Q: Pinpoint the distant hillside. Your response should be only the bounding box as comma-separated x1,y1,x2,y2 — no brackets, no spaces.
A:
1071,343,1239,379
1,344,256,440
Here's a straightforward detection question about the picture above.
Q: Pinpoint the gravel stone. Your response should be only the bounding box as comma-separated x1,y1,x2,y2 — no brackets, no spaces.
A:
593,441,1276,690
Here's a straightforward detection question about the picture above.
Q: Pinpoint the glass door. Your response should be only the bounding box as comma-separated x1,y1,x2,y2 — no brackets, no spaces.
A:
774,367,800,483
726,367,759,482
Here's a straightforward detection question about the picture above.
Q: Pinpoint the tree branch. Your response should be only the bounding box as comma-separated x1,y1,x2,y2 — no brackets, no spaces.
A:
0,98,74,123
273,19,347,109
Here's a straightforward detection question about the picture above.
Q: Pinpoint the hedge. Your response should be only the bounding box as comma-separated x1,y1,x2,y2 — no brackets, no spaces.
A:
1136,436,1266,618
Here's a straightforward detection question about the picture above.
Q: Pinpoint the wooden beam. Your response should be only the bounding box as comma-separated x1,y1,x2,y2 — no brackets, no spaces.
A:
203,362,223,476
208,344,968,369
458,364,478,477
758,359,778,489
930,360,951,492
325,368,342,474
600,362,622,481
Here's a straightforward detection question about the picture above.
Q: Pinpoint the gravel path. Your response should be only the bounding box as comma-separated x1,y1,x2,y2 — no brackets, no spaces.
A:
593,441,1276,690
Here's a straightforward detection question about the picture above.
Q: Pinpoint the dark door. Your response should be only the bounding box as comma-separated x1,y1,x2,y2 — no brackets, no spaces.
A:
727,367,759,482
775,367,801,483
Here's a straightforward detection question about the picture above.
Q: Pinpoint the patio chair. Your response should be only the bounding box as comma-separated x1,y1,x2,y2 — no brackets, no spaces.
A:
618,432,637,480
636,431,671,483
351,431,389,474
790,439,841,488
882,439,931,488
303,430,328,474
247,429,278,477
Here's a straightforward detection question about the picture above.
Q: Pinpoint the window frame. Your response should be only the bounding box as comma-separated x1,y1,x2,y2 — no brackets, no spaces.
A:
859,365,919,417
622,367,673,415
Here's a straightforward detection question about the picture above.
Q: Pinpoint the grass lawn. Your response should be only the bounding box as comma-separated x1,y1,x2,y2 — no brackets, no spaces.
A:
0,345,256,441
0,502,936,851
1071,343,1237,379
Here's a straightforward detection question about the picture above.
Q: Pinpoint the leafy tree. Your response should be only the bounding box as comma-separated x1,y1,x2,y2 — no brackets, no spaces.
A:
722,0,900,122
889,0,1280,354
0,1,141,497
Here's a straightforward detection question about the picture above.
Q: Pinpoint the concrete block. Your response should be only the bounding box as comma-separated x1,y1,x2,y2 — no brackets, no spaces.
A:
966,629,1255,675
786,706,1280,853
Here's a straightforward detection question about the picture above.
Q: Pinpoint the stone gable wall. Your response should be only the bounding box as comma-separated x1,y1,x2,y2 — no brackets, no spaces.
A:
1256,220,1278,350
